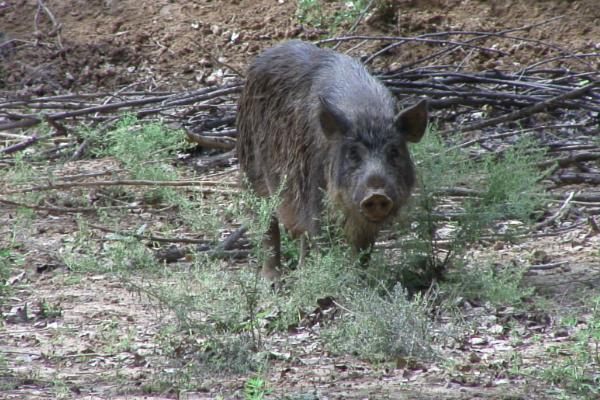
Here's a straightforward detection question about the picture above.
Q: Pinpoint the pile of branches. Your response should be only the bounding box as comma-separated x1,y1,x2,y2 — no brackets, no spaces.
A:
1,18,599,177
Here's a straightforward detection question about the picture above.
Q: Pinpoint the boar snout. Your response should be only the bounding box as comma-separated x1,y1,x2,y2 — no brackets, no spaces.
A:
360,189,393,222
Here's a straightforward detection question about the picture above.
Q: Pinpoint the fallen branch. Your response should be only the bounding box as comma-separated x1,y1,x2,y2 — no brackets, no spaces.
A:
0,197,140,213
4,179,238,195
534,190,575,230
439,81,598,135
88,223,210,245
551,173,600,185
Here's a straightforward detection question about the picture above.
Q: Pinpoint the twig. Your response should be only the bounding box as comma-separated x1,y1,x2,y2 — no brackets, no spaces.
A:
551,173,600,185
215,225,248,252
0,197,140,213
88,223,210,244
0,135,39,155
534,191,575,230
440,82,598,135
334,0,374,51
35,0,63,49
536,152,600,169
318,34,507,57
448,124,588,151
529,261,568,270
3,179,238,195
185,131,236,150
0,85,242,131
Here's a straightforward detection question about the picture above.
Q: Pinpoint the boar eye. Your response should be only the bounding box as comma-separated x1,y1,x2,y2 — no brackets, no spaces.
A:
388,147,400,161
347,145,361,163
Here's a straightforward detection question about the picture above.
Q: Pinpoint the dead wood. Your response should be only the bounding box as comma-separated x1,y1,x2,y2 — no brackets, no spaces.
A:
3,179,238,195
551,173,600,185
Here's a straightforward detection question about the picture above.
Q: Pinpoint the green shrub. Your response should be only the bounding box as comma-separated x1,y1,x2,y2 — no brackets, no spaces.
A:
323,284,435,361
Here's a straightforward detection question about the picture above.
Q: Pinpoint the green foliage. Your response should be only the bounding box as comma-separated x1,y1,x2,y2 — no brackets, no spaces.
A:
396,130,544,298
99,115,186,174
0,248,21,308
2,152,38,187
444,260,534,306
37,300,63,319
97,115,188,203
539,296,600,398
61,215,163,274
323,285,435,362
296,0,371,30
244,376,272,400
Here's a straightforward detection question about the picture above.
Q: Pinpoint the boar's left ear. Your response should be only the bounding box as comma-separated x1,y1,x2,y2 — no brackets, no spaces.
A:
319,95,351,139
394,99,428,143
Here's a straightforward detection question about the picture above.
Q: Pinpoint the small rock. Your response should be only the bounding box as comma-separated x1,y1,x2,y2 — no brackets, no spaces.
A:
198,58,212,67
205,69,224,85
488,324,504,335
553,329,569,338
230,31,241,44
469,337,488,346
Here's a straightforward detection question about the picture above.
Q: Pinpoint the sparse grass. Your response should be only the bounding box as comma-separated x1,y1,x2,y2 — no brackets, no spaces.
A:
36,299,63,320
444,260,534,306
398,131,544,298
297,0,373,31
537,296,600,398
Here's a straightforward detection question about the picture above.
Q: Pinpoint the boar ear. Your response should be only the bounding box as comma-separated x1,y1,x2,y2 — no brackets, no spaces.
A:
319,95,351,138
394,99,428,143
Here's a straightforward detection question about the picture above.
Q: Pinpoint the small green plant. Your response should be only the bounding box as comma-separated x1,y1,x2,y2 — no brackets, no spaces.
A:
323,284,436,361
244,376,272,400
50,376,71,400
538,296,600,398
444,260,533,306
97,115,188,203
37,300,63,320
296,0,372,30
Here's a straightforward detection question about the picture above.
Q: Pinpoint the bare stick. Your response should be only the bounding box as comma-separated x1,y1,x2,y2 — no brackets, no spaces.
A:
441,82,598,135
4,179,239,195
334,0,374,51
534,191,575,230
0,197,140,213
88,223,209,244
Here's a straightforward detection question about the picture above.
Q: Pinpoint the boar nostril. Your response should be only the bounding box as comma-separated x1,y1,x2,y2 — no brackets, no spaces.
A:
360,193,393,222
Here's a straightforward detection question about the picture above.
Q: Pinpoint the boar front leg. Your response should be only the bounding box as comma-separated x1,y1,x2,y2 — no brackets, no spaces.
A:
262,216,282,280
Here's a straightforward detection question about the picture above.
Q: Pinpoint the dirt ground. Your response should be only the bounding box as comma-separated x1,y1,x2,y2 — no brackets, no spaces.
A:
1,0,600,399
2,0,600,94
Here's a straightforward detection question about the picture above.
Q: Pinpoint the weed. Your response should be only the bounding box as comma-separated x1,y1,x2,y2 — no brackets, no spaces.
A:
296,0,372,31
97,115,188,203
536,296,600,398
444,260,534,306
323,284,436,361
394,131,544,297
50,376,71,399
244,376,272,400
37,300,63,319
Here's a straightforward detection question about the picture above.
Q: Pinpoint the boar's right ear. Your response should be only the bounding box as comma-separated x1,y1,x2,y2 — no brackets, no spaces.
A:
319,95,351,139
394,99,428,143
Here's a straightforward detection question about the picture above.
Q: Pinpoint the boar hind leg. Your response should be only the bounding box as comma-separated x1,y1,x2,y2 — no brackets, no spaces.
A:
298,234,311,269
262,216,282,280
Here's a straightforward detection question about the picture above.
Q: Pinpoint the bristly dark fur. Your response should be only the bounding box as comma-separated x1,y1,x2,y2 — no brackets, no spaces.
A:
236,40,426,276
